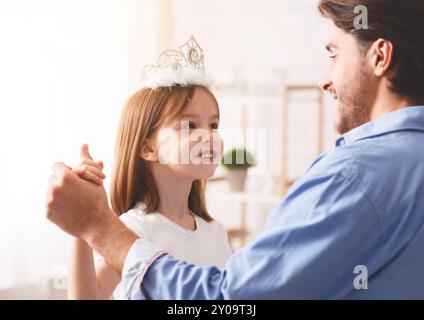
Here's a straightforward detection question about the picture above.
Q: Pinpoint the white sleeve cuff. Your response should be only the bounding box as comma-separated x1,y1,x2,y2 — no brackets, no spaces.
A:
120,238,167,300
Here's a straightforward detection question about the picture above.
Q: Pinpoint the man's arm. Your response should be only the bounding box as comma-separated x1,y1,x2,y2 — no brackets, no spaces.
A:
85,213,139,274
121,168,383,299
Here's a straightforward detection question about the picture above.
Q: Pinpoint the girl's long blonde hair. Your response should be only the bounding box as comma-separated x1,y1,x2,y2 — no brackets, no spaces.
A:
110,85,218,222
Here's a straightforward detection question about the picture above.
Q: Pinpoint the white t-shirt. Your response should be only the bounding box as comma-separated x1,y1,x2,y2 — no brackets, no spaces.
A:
96,202,232,299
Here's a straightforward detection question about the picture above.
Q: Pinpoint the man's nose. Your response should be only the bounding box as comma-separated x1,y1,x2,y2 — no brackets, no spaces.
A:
319,72,333,92
319,77,332,92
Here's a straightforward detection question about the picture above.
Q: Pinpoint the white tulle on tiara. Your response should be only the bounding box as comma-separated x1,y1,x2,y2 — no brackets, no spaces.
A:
140,36,214,89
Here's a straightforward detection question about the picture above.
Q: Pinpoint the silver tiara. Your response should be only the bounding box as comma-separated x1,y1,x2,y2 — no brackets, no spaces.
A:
140,36,213,89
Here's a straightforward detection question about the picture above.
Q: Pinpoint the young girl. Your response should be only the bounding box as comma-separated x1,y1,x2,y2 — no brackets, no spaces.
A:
68,37,233,300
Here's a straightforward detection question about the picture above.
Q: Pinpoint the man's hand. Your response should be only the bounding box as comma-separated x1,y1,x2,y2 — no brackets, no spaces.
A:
45,144,139,273
45,145,114,241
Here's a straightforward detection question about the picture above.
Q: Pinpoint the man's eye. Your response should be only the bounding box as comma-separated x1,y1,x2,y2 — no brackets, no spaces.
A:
329,55,337,59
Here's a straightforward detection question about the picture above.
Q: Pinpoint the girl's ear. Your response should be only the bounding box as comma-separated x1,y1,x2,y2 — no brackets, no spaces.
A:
140,141,157,161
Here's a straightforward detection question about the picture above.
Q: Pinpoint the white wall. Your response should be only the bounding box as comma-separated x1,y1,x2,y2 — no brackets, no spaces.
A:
0,0,148,293
171,0,329,85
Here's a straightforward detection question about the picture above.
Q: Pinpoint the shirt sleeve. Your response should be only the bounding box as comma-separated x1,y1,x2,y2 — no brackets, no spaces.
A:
122,155,384,299
120,238,167,300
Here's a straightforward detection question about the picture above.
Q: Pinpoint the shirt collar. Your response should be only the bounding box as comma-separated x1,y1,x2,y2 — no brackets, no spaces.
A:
336,106,424,147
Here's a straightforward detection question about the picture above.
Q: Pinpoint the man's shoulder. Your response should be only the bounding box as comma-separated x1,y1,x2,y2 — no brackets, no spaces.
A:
308,133,424,210
306,144,362,181
310,132,421,179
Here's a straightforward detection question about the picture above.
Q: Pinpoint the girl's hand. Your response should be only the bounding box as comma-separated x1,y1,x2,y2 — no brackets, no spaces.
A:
72,144,106,186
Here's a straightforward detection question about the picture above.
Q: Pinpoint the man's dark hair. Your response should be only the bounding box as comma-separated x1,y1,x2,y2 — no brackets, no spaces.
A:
318,0,424,105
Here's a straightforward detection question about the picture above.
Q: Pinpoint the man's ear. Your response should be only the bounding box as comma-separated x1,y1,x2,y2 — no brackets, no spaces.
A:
371,38,394,77
140,141,157,161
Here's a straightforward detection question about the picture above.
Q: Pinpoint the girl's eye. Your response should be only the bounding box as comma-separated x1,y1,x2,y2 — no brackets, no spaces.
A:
210,122,219,130
329,55,337,60
181,121,196,129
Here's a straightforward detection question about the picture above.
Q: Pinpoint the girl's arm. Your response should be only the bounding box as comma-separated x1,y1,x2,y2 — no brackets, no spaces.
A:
68,238,98,299
68,238,121,300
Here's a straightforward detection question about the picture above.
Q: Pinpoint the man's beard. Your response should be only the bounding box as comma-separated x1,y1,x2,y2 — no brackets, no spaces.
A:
334,68,373,135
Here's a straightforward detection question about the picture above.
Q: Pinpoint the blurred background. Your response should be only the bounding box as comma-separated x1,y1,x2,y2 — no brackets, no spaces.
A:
0,0,338,299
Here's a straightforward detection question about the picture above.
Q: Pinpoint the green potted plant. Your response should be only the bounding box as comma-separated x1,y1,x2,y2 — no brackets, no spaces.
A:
221,148,256,191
